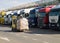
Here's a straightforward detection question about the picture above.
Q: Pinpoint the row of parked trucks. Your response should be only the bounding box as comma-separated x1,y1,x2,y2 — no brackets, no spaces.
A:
0,4,60,31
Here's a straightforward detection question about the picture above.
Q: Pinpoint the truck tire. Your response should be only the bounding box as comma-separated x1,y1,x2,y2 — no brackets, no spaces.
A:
12,28,17,32
39,26,42,29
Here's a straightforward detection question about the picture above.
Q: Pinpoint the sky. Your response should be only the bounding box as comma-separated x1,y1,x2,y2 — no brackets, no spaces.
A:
0,0,39,10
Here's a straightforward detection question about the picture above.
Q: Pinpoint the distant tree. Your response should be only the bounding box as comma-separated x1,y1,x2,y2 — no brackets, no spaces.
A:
58,0,60,3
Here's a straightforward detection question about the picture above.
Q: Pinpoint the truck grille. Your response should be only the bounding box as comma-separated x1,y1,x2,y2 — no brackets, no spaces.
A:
51,19,56,23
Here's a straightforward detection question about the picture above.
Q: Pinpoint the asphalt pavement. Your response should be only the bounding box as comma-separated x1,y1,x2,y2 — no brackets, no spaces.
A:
0,25,60,43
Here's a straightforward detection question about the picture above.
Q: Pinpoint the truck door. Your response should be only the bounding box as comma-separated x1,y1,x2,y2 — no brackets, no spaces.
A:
37,12,46,28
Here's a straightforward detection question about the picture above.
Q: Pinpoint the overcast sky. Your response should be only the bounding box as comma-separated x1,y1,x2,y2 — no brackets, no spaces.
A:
0,0,39,10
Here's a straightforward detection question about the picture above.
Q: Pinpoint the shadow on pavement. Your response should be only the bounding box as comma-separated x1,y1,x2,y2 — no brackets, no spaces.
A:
0,24,11,28
25,28,60,34
0,25,12,32
0,24,60,34
0,29,12,32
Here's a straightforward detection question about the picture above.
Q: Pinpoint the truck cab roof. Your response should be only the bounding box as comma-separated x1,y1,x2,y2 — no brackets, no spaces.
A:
50,5,60,12
39,5,55,13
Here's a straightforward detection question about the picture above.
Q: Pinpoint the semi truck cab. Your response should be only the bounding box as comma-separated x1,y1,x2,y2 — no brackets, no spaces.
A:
37,8,51,28
49,8,60,30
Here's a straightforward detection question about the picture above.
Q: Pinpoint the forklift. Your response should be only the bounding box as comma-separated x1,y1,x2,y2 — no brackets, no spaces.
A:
12,12,17,31
0,11,6,25
12,11,29,32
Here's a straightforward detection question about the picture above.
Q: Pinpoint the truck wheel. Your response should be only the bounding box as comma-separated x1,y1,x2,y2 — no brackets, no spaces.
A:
54,27,59,31
39,26,42,29
12,28,16,32
20,30,24,32
57,27,60,31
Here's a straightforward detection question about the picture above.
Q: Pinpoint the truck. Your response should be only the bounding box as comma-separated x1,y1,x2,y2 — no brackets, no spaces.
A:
37,6,54,29
28,7,44,27
4,15,8,25
49,5,60,30
7,14,12,25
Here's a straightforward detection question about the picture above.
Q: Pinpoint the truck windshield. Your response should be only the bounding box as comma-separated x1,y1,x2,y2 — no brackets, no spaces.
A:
49,11,60,16
38,12,46,17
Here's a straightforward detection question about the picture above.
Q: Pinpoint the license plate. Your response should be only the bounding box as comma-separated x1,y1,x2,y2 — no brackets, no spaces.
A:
52,25,55,26
32,24,35,25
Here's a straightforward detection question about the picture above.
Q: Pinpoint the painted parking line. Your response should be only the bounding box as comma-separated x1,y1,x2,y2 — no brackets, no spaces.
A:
34,34,56,39
34,34,43,36
0,36,10,41
32,38,37,41
23,36,28,38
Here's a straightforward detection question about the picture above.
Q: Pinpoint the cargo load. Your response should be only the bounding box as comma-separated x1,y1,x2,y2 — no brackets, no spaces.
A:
17,17,29,31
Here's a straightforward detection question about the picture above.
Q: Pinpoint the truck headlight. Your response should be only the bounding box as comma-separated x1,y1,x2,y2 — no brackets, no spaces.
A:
57,24,59,26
